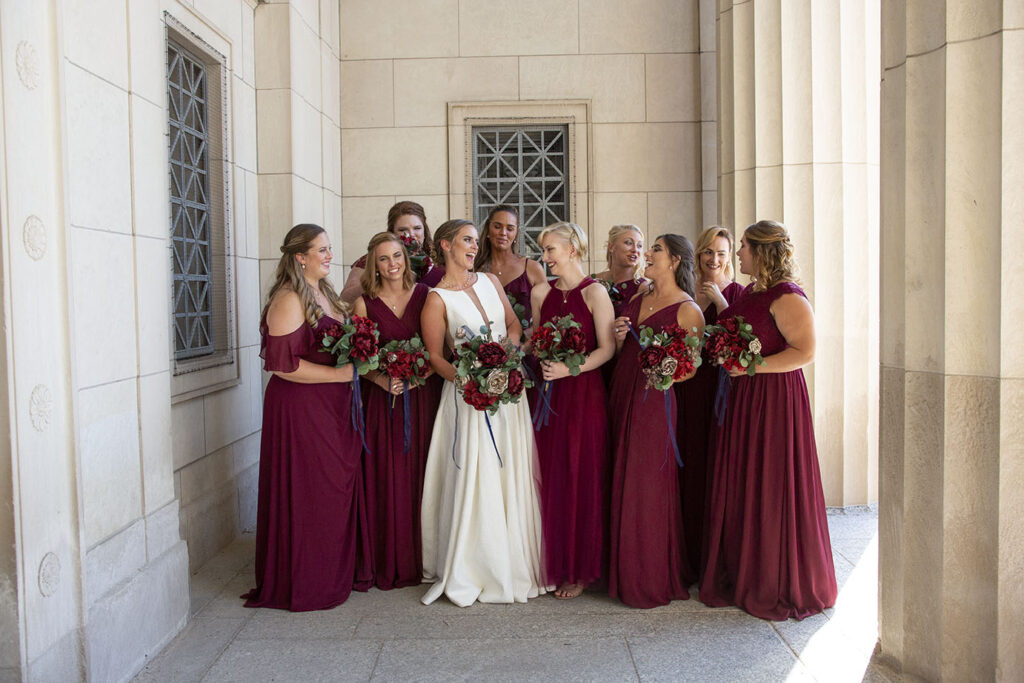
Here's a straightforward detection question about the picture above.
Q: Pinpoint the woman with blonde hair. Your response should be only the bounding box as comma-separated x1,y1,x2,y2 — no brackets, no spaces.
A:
351,232,441,591
244,224,371,611
701,220,837,620
592,224,648,317
528,222,615,599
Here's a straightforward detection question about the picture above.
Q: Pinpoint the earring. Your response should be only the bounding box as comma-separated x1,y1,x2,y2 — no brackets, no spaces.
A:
301,263,306,270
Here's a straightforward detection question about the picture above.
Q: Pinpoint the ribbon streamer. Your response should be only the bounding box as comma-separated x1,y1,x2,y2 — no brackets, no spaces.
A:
714,366,731,426
402,380,412,453
484,412,503,467
350,368,371,454
450,388,460,469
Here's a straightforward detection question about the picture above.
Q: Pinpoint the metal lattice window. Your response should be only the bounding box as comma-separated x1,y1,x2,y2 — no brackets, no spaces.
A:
473,126,569,260
167,41,213,359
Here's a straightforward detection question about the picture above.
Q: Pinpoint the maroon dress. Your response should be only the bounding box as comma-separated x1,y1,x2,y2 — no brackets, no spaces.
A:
244,314,371,611
361,284,441,590
533,278,610,587
674,281,744,583
600,278,645,387
700,282,837,620
503,268,533,328
607,297,691,608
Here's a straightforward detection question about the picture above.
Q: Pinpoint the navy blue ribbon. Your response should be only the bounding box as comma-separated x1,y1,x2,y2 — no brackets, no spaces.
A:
532,379,559,429
484,412,503,467
402,380,412,453
351,368,371,454
628,322,681,469
450,387,460,469
714,366,731,426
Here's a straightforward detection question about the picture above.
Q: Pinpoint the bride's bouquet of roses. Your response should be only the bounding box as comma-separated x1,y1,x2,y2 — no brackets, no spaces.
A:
703,315,765,376
453,324,533,415
320,314,381,374
530,314,587,428
398,233,434,281
636,323,703,391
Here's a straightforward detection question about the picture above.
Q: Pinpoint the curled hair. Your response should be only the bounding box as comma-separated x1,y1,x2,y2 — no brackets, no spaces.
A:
693,225,735,282
538,221,588,261
474,204,520,272
387,200,433,254
655,233,696,298
262,223,347,327
743,220,800,292
605,224,645,282
360,232,414,298
431,219,475,267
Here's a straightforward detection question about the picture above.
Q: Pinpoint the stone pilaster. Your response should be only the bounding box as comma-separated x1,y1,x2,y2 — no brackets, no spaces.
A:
716,0,881,506
878,1,1022,679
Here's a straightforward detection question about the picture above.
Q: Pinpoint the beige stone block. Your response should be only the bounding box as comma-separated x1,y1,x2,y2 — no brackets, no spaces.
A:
171,397,206,471
127,0,165,106
232,77,258,173
322,118,342,195
179,435,235,509
340,196,396,263
63,0,128,89
947,0,1001,41
341,127,448,196
145,499,183,560
644,53,700,123
699,0,716,52
906,0,946,55
139,371,175,514
571,191,591,243
752,0,782,169
780,164,814,291
1009,0,1024,29
80,379,143,547
592,123,701,192
517,55,642,124
134,236,171,377
292,176,325,227
877,365,905,661
290,14,322,108
233,165,249,257
593,193,648,237
701,190,717,228
732,167,756,230
129,96,171,240
321,0,341,54
780,0,812,165
245,169,259,259
730,0,755,173
237,256,261,349
84,520,145,606
254,2,291,90
289,0,319,34
71,229,138,387
998,378,1024,681
809,1,842,165
404,195,451,234
459,0,579,56
259,259,279,310
718,171,735,230
699,52,716,123
66,64,132,234
194,0,242,46
900,370,944,681
647,192,702,243
256,89,292,174
340,60,395,128
579,0,699,54
941,374,999,681
340,0,459,59
903,49,945,374
321,44,341,126
1004,38,1024,379
292,95,324,185
395,57,519,127
753,166,783,222
241,3,256,85
717,7,735,174
879,65,906,369
838,0,871,165
203,360,260,455
258,174,294,258
880,0,906,70
323,191,343,244
701,121,718,191
944,36,1002,378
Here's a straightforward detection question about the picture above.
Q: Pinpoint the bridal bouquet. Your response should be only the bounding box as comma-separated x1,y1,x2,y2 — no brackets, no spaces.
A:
398,233,434,281
703,315,765,376
320,314,381,375
530,314,587,376
453,324,533,414
635,323,703,391
378,335,430,388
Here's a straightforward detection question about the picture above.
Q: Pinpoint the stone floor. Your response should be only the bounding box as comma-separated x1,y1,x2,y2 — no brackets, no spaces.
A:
135,508,888,682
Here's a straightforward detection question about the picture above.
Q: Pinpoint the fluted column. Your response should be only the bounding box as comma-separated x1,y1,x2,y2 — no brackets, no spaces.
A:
878,1,1023,679
717,0,881,505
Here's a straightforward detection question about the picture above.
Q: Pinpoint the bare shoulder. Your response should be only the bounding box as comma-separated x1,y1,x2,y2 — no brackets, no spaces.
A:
266,289,305,335
677,297,705,329
525,258,547,284
352,296,368,317
771,290,814,318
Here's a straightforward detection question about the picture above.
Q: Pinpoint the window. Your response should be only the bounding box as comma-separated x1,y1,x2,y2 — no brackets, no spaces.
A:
472,126,569,260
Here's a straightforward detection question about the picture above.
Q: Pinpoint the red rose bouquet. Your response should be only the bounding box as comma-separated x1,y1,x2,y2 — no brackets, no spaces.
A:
703,315,765,376
595,278,626,309
320,314,381,375
378,335,430,388
531,314,588,428
398,233,434,281
452,323,533,415
636,322,703,391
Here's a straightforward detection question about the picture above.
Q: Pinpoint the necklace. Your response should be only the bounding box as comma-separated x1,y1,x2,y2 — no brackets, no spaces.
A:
439,271,475,291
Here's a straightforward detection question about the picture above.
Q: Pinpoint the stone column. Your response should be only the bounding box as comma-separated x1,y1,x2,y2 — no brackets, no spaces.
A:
717,0,881,506
878,1,1023,679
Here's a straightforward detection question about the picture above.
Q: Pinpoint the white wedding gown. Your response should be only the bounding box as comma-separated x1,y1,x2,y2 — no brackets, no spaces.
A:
420,275,548,606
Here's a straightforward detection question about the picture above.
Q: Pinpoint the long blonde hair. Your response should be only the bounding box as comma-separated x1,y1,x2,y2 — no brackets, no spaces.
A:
262,224,347,327
693,225,735,282
360,232,414,298
744,220,800,292
605,224,645,282
538,221,588,261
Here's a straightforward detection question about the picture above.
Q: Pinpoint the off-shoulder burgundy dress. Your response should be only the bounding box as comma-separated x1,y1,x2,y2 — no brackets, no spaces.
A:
244,314,371,611
700,282,837,620
361,284,441,589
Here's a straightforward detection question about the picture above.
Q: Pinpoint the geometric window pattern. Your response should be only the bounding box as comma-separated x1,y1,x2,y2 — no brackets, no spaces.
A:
472,126,569,260
167,41,213,359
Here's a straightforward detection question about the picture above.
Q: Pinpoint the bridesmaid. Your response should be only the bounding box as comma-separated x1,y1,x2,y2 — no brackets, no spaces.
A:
700,220,837,621
341,200,444,303
592,224,648,317
528,222,615,600
352,232,440,591
607,234,705,609
675,226,744,584
473,205,547,331
244,224,371,611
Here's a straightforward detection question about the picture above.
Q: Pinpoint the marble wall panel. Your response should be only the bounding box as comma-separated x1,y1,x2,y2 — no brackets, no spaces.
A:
520,55,645,123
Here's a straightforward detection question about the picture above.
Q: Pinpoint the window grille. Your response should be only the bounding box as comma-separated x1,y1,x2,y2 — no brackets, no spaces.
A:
472,126,569,260
167,41,213,359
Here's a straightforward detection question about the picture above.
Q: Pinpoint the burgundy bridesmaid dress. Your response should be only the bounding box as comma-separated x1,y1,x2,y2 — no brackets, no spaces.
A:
503,269,533,328
674,281,744,583
533,278,610,588
700,282,837,620
607,297,690,608
601,278,644,387
361,283,440,590
244,314,372,611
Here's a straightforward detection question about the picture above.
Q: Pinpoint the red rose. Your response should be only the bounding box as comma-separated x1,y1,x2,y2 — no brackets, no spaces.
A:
350,330,377,360
506,369,525,396
559,327,587,354
638,345,668,370
477,341,508,367
463,379,498,411
532,326,558,354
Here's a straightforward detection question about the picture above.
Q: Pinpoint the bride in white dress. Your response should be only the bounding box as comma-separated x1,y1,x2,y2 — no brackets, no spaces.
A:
419,219,548,606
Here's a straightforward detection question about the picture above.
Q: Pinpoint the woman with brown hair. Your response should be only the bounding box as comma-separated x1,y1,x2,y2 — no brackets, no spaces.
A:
700,220,837,620
243,224,371,611
473,205,547,330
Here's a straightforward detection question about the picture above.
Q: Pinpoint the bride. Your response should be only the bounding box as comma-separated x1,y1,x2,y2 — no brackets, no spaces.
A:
418,218,548,606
